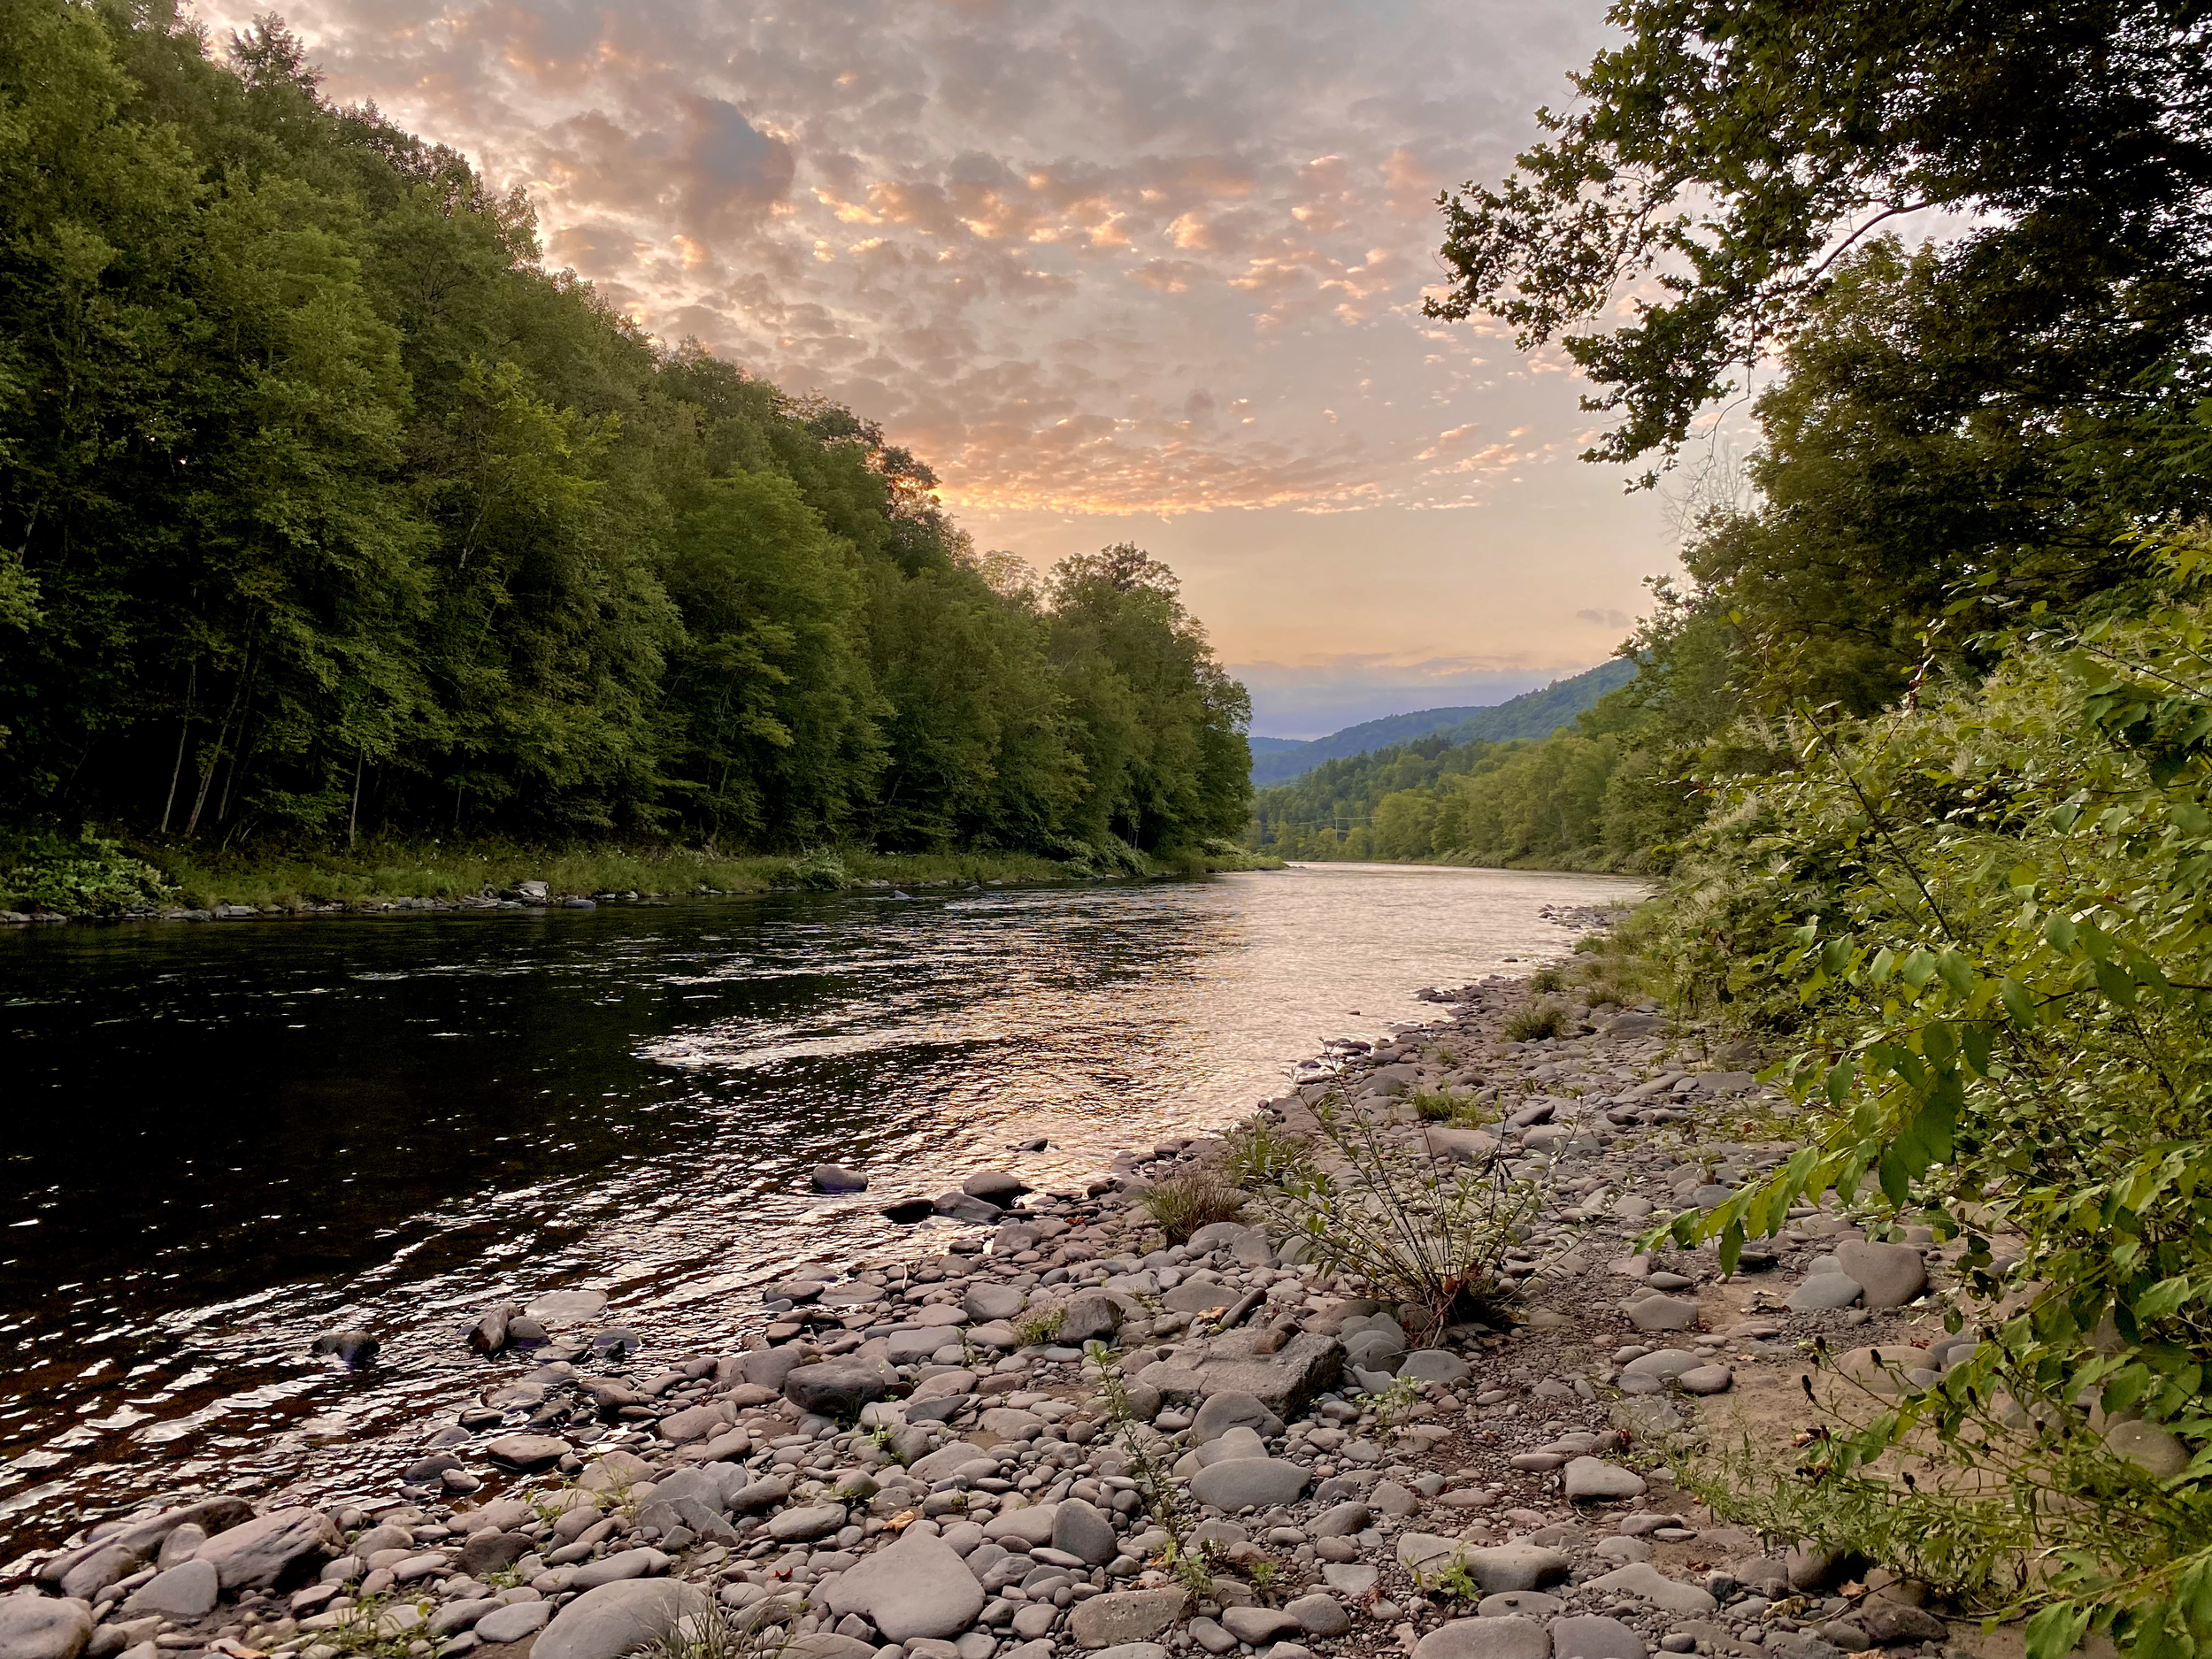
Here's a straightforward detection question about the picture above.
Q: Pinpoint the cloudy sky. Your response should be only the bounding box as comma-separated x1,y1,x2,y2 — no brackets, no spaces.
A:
218,0,1678,736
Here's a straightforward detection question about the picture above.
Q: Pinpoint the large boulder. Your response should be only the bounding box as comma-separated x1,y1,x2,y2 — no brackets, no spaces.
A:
821,1531,985,1640
1057,1293,1122,1345
1834,1241,1927,1308
1051,1500,1119,1566
535,1578,712,1659
784,1362,893,1418
1189,1456,1310,1509
121,1560,219,1619
1190,1392,1283,1445
0,1593,94,1659
964,1284,1026,1323
1413,1618,1550,1659
195,1507,342,1591
37,1497,252,1590
1194,1332,1344,1418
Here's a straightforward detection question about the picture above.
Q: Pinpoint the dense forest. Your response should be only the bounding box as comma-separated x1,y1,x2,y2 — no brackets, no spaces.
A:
1421,1,2212,1650
0,0,1251,882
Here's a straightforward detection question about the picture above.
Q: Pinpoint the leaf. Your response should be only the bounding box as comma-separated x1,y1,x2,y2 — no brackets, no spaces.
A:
1999,976,2039,1029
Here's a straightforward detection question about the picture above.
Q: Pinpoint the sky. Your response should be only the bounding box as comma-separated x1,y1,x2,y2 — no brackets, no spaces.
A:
210,0,1682,738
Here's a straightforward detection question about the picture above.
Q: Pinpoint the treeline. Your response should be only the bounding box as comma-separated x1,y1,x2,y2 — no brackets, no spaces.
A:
1425,1,2212,1647
0,0,1250,867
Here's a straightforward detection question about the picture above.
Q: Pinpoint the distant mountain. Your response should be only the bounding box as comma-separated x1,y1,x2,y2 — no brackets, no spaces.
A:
1247,735,1309,755
1249,658,1637,785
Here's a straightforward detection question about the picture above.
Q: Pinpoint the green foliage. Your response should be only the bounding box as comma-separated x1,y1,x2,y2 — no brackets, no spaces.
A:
1217,1119,1309,1190
1010,1305,1066,1348
0,829,174,913
1634,564,2212,1654
0,7,1249,866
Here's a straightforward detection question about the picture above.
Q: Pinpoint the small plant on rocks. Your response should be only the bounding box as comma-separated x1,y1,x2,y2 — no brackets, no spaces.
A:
1502,1000,1569,1041
1010,1305,1065,1348
1250,1094,1552,1343
1141,1170,1248,1242
1219,1118,1309,1189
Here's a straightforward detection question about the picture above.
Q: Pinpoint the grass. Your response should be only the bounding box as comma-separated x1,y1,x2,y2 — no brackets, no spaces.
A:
1218,1118,1309,1189
1141,1171,1249,1243
1410,1087,1496,1126
1502,1000,1569,1041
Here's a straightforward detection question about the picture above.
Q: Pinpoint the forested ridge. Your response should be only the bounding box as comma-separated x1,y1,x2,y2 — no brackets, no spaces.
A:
1411,1,2212,1650
0,0,1252,894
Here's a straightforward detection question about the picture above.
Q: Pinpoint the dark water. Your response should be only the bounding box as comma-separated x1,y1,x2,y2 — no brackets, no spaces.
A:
0,862,1636,1563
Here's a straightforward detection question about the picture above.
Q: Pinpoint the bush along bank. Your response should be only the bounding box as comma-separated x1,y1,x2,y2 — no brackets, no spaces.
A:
0,837,1281,925
14,937,1994,1659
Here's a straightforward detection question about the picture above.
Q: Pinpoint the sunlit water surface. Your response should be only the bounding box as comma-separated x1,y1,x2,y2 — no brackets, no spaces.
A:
0,862,1638,1560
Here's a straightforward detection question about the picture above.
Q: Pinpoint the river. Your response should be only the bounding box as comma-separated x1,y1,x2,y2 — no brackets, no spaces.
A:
0,861,1638,1563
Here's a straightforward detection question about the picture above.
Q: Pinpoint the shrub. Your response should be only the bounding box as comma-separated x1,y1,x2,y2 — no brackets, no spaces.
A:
1410,1088,1495,1125
1010,1306,1065,1348
1526,964,1564,992
1502,1001,1567,1041
0,829,174,914
1218,1119,1308,1189
1142,1172,1248,1243
1249,1094,1550,1342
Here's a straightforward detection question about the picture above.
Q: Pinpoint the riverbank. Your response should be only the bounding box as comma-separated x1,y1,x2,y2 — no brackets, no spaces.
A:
0,835,1285,925
12,914,1989,1659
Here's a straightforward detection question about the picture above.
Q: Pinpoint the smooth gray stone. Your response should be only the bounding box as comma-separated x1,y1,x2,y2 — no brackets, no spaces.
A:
475,1601,555,1644
1834,1241,1927,1308
1563,1458,1647,1502
1324,1562,1379,1597
1399,1349,1471,1385
1678,1364,1733,1395
1585,1563,1718,1616
964,1284,1026,1323
121,1559,218,1618
821,1532,985,1641
1222,1607,1303,1645
1191,1391,1284,1445
1476,1594,1561,1617
1051,1501,1118,1567
1550,1616,1647,1659
1624,1295,1698,1332
1618,1349,1701,1385
570,1548,670,1588
535,1579,712,1659
194,1507,343,1590
0,1596,94,1659
1284,1594,1350,1636
1188,1455,1309,1509
1412,1617,1550,1659
1786,1275,1863,1313
767,1506,848,1543
1068,1588,1187,1648
1309,1502,1370,1538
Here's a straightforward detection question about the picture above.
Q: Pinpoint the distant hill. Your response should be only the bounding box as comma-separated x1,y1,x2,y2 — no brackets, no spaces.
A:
1249,658,1636,785
1247,735,1309,755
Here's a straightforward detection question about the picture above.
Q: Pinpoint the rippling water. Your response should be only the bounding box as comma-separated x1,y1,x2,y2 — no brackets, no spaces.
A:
0,862,1637,1562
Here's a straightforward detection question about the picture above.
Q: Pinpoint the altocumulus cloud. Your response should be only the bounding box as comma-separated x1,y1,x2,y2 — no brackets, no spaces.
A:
204,0,1628,523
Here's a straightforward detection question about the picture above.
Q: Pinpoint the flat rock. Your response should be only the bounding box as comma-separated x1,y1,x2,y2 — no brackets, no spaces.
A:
1586,1563,1717,1617
657,1403,729,1444
1834,1241,1927,1308
1163,1282,1235,1314
570,1548,668,1589
964,1284,1026,1323
1323,1563,1379,1597
1563,1458,1647,1502
195,1506,343,1590
526,1289,610,1325
1189,1455,1309,1509
1624,1295,1698,1332
1859,1602,1949,1644
768,1505,847,1542
1223,1607,1303,1645
982,1504,1061,1547
1786,1274,1863,1313
1618,1349,1701,1386
910,1440,995,1482
1068,1588,1187,1648
1284,1594,1350,1637
1191,1391,1284,1444
1413,1617,1550,1659
821,1531,985,1640
812,1165,870,1193
122,1559,219,1619
963,1171,1027,1202
1477,1594,1562,1617
1678,1364,1733,1394
1194,1331,1345,1418
484,1432,571,1470
1550,1616,1647,1659
476,1601,555,1644
1399,1348,1471,1385
535,1578,711,1659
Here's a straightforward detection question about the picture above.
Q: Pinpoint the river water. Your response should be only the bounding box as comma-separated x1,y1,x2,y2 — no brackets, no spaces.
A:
0,862,1637,1563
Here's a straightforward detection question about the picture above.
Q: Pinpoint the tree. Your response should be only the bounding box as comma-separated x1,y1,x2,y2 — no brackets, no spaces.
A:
1431,0,2212,480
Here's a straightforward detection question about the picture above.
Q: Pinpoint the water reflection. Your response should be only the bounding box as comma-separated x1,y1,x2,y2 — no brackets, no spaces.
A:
0,863,1636,1558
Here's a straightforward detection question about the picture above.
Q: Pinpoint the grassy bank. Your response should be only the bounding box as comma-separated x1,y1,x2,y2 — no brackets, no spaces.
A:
0,830,1283,917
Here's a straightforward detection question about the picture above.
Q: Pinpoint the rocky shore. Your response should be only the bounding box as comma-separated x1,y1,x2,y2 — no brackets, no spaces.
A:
8,916,1976,1659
